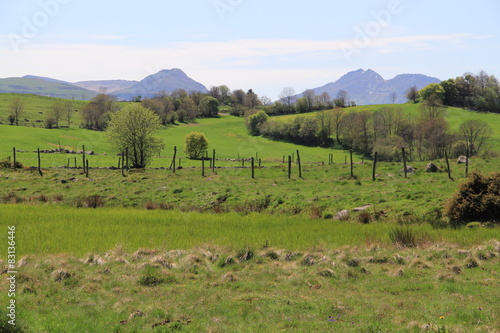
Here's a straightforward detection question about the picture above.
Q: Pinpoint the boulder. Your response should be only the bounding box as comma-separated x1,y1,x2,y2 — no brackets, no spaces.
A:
425,163,438,173
401,165,416,173
353,205,372,212
457,156,469,164
334,209,349,220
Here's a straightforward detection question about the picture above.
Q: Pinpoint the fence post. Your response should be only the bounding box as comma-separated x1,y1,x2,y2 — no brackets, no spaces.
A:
251,157,255,179
372,152,378,181
12,147,16,170
37,148,43,176
82,145,86,173
350,149,354,178
212,149,216,173
86,160,89,178
172,146,177,174
296,150,302,178
288,155,292,179
465,148,469,177
402,148,407,179
121,151,126,177
202,158,205,177
445,151,454,181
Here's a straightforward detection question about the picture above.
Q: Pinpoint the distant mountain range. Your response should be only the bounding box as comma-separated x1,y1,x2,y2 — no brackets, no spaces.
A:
0,69,208,100
1,68,440,104
306,69,441,105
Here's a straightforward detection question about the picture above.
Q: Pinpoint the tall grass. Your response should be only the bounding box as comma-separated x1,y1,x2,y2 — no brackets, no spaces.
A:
1,205,498,256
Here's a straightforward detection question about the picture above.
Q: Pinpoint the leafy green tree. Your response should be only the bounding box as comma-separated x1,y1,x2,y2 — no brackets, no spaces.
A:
246,110,269,136
419,83,445,102
184,132,209,159
199,96,219,117
106,104,164,168
405,86,419,103
9,98,24,126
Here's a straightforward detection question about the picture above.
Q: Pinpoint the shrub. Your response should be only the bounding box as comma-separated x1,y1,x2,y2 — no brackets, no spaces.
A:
236,247,254,262
0,160,23,169
184,132,209,159
445,172,500,227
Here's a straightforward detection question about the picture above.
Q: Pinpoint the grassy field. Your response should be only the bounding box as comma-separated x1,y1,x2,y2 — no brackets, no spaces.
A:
1,93,499,332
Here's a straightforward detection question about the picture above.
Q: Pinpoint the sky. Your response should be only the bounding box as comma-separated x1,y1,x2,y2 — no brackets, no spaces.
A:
0,0,499,100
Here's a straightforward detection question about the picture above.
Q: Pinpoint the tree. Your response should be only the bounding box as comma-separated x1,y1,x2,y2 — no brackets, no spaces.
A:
9,98,24,126
419,83,445,102
334,90,349,108
302,89,316,112
279,87,296,113
331,107,345,144
64,100,74,128
459,120,492,156
199,96,219,117
316,110,333,145
245,89,260,108
106,104,164,168
82,94,117,130
246,110,268,136
50,101,64,128
184,132,209,159
390,92,397,104
260,96,272,106
315,92,332,110
405,86,419,103
419,94,445,120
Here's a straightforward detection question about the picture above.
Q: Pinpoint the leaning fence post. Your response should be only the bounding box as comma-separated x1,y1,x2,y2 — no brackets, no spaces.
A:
445,151,454,181
288,155,292,179
251,157,255,179
82,145,86,173
12,147,16,170
172,146,177,174
202,158,205,177
350,149,354,178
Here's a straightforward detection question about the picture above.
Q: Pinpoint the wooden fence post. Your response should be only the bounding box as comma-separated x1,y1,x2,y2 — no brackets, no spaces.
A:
296,150,302,178
37,148,43,176
12,147,16,170
465,148,469,177
86,160,89,178
121,151,126,177
372,152,378,181
445,151,454,181
402,148,407,179
172,146,177,173
288,155,292,179
212,149,216,173
74,157,77,169
251,157,255,179
350,149,354,178
82,145,86,173
202,158,205,177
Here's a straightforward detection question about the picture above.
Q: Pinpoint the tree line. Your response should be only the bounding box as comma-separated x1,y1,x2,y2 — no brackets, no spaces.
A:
251,103,492,162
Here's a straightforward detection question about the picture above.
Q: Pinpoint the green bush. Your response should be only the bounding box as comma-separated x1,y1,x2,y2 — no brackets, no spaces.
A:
445,172,500,227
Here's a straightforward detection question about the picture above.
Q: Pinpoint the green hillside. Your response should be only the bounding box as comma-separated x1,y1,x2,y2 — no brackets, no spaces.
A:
0,77,98,100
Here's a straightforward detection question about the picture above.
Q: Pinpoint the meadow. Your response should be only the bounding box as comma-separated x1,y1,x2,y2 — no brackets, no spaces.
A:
0,93,499,332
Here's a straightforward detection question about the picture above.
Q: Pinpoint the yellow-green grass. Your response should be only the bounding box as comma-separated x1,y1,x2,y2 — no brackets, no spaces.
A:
1,239,498,332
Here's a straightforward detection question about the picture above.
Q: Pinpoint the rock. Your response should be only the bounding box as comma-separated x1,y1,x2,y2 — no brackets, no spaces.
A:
457,156,469,164
51,269,71,282
353,205,372,212
334,209,349,220
401,165,416,173
425,163,438,173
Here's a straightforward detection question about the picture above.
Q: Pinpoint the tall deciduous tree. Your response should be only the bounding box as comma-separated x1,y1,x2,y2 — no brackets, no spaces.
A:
106,104,164,168
459,120,492,156
279,87,296,113
405,86,419,103
9,98,24,126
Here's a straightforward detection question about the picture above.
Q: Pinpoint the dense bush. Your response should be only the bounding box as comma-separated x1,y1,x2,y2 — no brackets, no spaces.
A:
445,172,500,226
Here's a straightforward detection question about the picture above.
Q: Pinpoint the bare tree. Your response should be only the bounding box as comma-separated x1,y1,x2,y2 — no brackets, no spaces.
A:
406,86,418,103
419,94,445,120
391,92,397,104
64,100,74,128
51,101,64,128
459,120,492,156
331,107,345,144
260,96,272,106
334,90,349,108
315,92,332,110
9,98,24,126
302,89,316,112
279,87,296,112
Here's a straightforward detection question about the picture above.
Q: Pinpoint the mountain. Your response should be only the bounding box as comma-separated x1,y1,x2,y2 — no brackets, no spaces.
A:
112,69,208,100
0,77,98,100
309,69,441,105
73,79,138,93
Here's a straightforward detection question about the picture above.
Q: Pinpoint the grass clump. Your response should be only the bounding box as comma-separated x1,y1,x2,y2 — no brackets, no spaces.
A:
389,227,418,248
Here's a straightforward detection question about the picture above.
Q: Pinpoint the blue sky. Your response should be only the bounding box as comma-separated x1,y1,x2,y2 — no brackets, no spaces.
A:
1,0,499,99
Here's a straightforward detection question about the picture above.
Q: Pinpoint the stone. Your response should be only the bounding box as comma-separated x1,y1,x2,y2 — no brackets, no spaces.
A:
425,162,438,173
